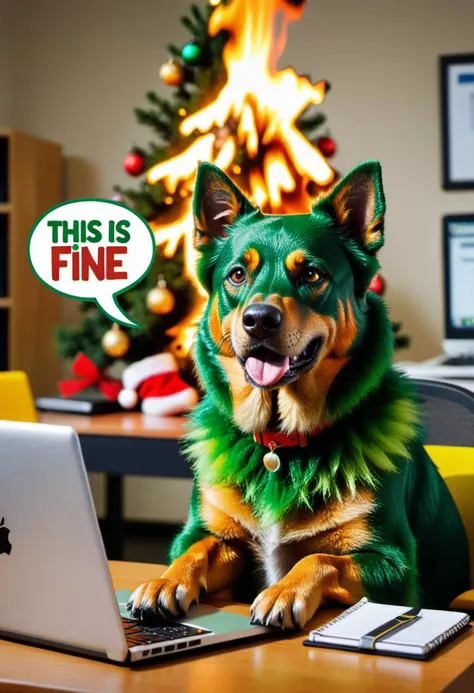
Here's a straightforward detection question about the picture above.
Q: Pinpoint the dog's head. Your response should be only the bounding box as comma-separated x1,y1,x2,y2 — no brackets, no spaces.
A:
192,161,387,433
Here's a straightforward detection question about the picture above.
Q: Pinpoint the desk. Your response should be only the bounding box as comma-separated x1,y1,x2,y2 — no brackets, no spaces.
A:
1,561,473,693
39,412,188,559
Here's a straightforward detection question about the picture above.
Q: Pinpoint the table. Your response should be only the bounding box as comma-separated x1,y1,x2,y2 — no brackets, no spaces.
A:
1,561,473,693
39,412,189,559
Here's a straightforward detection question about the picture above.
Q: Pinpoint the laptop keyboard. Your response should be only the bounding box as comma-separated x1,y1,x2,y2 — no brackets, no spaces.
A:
443,355,474,366
121,617,211,648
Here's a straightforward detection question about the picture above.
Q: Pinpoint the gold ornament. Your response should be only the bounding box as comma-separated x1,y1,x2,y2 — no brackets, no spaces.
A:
159,59,184,87
146,275,176,315
168,337,188,368
101,323,130,358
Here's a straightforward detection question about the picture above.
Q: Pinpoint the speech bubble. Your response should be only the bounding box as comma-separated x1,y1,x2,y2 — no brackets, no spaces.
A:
28,198,156,327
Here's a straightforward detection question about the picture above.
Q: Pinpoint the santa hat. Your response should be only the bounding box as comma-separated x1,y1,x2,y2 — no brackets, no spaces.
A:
118,353,198,416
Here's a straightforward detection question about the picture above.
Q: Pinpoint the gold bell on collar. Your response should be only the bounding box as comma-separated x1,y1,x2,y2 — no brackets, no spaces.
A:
263,442,281,473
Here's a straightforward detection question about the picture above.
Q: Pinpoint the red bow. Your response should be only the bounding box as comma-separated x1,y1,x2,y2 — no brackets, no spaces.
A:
59,353,122,401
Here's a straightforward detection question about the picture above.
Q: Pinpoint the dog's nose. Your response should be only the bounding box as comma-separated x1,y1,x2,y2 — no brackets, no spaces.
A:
242,304,282,339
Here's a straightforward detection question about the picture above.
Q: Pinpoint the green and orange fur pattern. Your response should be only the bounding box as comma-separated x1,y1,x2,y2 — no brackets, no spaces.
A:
129,161,469,628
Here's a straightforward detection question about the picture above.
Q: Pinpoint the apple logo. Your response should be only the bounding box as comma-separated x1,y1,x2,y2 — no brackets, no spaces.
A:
0,517,12,555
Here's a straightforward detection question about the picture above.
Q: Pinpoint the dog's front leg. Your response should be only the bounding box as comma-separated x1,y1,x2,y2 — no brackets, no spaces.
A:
250,553,365,629
128,536,244,621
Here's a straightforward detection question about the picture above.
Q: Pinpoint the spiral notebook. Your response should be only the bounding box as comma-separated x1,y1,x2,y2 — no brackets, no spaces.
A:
304,598,471,660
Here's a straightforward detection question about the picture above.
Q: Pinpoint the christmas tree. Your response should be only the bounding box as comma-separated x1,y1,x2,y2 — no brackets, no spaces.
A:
57,0,408,372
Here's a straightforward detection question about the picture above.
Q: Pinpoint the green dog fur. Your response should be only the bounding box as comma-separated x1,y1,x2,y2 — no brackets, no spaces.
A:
170,161,470,610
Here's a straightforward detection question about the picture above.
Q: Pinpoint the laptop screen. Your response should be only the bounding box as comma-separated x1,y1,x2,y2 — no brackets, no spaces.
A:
443,216,474,339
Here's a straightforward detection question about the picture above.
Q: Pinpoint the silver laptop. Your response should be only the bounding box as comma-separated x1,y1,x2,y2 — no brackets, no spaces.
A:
0,420,269,663
397,215,474,380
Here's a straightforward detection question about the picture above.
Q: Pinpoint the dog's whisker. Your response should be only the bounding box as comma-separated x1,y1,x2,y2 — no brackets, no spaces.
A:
212,331,235,356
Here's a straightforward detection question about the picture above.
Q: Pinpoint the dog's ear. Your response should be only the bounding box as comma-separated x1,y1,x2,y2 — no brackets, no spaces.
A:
316,161,386,255
192,162,255,249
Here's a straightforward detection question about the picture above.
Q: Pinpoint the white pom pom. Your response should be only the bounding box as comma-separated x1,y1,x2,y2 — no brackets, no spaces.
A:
118,388,138,409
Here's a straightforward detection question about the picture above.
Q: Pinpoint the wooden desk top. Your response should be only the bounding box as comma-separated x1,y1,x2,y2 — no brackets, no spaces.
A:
1,562,473,693
39,411,185,439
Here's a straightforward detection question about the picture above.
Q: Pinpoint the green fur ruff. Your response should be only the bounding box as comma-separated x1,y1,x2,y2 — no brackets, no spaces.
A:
185,366,420,525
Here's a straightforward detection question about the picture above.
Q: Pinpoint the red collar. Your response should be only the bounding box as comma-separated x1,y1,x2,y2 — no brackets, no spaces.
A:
253,428,323,450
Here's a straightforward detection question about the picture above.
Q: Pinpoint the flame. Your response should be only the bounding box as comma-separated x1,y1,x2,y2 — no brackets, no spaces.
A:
146,0,336,356
179,0,334,198
147,133,215,190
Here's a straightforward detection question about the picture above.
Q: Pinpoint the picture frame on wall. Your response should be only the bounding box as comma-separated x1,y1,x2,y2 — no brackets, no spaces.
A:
440,53,474,190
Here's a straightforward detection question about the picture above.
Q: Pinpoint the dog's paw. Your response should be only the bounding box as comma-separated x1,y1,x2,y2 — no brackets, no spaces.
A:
250,583,308,630
127,577,202,622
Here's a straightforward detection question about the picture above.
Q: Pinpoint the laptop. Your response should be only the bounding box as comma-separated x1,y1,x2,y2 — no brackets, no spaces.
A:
0,420,270,664
397,214,474,380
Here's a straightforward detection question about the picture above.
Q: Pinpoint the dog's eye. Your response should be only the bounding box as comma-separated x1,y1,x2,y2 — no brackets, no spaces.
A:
301,267,321,284
228,267,246,285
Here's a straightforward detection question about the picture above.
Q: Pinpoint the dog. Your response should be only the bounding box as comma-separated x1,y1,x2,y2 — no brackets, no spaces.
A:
129,160,470,629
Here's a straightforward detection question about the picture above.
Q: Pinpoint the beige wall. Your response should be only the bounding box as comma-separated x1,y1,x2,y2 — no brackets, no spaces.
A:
0,0,12,124
4,0,474,520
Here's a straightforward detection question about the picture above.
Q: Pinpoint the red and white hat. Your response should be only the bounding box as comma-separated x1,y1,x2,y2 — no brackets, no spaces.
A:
117,353,198,416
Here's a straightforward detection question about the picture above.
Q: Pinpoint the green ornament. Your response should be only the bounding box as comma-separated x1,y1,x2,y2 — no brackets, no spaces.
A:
181,42,203,66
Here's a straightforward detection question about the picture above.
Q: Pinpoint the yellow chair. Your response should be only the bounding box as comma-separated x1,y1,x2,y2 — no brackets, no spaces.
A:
0,371,38,422
414,378,474,610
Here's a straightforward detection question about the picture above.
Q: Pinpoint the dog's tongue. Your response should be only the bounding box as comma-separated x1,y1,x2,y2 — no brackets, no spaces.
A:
246,355,290,387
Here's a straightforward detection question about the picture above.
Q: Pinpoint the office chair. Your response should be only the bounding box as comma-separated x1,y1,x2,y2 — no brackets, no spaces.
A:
413,378,474,608
0,371,38,423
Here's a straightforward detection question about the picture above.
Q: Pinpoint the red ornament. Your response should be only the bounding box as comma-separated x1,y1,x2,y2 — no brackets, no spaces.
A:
317,136,337,158
368,274,386,296
123,149,145,176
